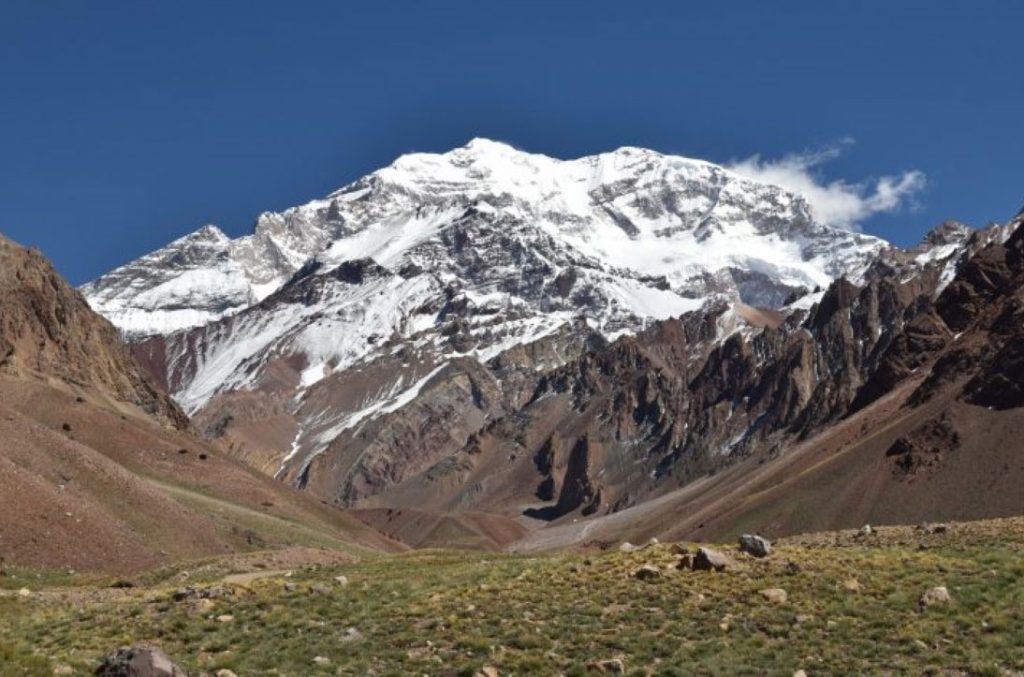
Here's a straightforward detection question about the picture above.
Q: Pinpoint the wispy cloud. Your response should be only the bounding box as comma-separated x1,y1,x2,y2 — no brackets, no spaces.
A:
726,141,926,231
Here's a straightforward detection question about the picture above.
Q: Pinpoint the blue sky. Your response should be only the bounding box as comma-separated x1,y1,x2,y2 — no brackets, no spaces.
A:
2,1,1022,284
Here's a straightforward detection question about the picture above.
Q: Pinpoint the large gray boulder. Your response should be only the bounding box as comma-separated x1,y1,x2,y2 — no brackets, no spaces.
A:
692,547,737,572
738,534,772,558
95,646,186,677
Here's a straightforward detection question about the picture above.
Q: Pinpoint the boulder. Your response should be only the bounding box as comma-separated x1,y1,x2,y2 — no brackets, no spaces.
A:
676,554,695,570
592,658,625,673
310,583,333,595
759,588,788,604
95,646,186,677
633,564,661,581
738,534,772,558
669,543,690,556
692,547,736,572
919,586,952,608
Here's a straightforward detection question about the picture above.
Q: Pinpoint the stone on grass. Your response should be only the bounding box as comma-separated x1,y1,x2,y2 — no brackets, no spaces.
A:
310,583,333,595
312,656,331,666
738,534,772,558
475,667,499,677
759,588,788,604
692,547,737,572
340,627,363,642
633,564,661,581
592,658,625,673
95,646,186,677
216,614,234,623
676,553,695,570
919,586,952,608
334,575,349,586
843,578,861,594
17,587,31,598
669,543,690,555
618,542,639,553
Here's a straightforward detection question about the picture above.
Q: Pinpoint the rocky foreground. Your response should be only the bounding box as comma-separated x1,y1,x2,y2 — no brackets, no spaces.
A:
2,517,1022,675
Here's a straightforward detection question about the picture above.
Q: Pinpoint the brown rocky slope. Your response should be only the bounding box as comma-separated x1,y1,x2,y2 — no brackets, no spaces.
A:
0,233,399,573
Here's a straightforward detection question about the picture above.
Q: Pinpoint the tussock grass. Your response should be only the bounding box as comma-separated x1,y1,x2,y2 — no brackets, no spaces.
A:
1,520,1022,675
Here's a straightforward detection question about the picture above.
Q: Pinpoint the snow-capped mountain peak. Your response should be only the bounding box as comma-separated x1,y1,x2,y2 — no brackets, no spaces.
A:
82,139,906,429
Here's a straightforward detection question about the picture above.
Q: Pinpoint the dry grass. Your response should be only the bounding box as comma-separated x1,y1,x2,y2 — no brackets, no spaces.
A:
1,518,1022,675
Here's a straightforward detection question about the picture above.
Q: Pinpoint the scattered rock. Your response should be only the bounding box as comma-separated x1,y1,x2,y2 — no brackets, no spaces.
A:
646,537,660,547
859,524,873,538
475,667,499,677
334,575,349,586
215,671,238,677
912,639,929,651
784,560,802,575
193,598,216,615
216,614,234,623
633,564,661,581
794,614,813,625
95,646,186,677
310,583,333,595
340,627,363,642
676,553,695,570
842,578,861,594
917,522,949,535
759,588,788,604
592,658,625,673
312,656,331,666
618,542,639,553
919,586,952,608
52,665,74,676
17,587,31,598
793,670,808,677
669,543,690,555
738,534,772,558
283,582,297,592
692,547,737,572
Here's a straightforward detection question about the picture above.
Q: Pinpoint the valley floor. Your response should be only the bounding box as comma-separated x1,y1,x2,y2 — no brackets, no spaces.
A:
1,518,1023,675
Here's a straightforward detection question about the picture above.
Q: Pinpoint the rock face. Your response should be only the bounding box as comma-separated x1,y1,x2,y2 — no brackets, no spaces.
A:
0,235,187,429
79,141,896,490
76,140,1024,536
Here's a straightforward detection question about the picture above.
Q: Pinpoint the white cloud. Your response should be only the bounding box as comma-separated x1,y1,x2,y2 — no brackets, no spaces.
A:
726,141,926,231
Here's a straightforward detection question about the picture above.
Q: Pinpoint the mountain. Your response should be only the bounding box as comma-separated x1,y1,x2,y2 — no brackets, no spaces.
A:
83,139,887,339
79,140,1021,548
515,214,1024,550
0,233,398,572
1,234,186,429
